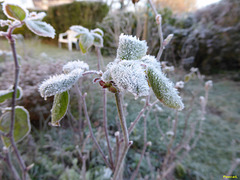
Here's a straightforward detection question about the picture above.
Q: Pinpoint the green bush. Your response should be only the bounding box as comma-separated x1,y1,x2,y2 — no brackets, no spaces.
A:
45,1,109,35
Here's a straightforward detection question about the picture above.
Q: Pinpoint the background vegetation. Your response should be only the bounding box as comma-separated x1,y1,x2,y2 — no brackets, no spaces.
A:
0,0,240,179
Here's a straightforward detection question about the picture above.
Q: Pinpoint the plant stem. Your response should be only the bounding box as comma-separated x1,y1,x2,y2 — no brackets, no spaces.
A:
148,0,164,61
5,150,21,180
8,34,28,180
103,89,114,169
76,86,111,168
113,92,131,180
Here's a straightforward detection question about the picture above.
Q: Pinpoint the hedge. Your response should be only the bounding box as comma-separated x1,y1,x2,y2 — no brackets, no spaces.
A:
0,2,109,38
45,1,109,35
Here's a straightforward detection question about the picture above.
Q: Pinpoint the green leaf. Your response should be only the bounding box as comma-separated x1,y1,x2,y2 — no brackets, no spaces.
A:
184,74,191,82
147,67,184,110
0,86,23,103
0,106,31,147
70,25,89,34
79,33,94,54
92,33,103,47
3,3,28,21
51,91,70,127
91,28,104,37
25,19,55,39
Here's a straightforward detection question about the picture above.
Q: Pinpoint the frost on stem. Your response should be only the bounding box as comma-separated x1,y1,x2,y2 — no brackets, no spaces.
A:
62,60,89,74
102,60,150,98
39,69,83,99
117,34,148,60
147,67,184,111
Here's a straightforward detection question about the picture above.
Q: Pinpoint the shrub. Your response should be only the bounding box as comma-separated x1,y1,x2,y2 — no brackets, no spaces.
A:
45,1,109,35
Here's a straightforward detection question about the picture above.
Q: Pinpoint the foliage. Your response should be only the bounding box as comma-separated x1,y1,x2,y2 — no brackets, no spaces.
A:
45,1,109,35
99,0,240,74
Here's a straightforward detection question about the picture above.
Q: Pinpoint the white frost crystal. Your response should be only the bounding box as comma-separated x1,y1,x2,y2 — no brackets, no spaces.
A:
39,69,83,98
117,34,148,60
102,60,150,98
140,55,161,69
62,60,89,74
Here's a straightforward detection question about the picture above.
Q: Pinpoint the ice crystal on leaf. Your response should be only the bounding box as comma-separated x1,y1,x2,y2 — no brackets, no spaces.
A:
103,60,150,98
62,60,89,74
39,69,83,99
117,34,148,60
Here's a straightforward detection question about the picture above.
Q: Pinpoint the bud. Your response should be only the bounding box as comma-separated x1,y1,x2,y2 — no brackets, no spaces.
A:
155,14,162,25
117,34,148,60
147,67,184,110
175,81,184,89
163,34,174,47
205,80,213,90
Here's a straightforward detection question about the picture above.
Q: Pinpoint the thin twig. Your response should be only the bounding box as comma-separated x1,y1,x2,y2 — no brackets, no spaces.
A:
113,92,132,180
7,28,28,180
103,89,114,169
148,0,164,61
76,86,111,168
5,150,21,180
130,142,150,180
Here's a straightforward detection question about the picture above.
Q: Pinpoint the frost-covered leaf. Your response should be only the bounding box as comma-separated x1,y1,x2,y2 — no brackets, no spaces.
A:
70,25,89,34
62,60,89,74
39,69,83,99
0,106,31,147
91,28,104,37
79,33,94,54
106,60,150,98
117,34,148,60
28,12,46,21
2,2,28,21
92,33,103,47
25,19,55,38
147,67,184,110
0,86,23,103
51,91,69,127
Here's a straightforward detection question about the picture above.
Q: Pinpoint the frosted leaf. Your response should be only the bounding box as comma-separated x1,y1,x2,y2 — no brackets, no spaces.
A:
28,12,46,21
91,28,104,37
39,69,83,98
147,67,184,111
190,67,198,73
79,32,94,54
2,2,29,21
62,60,89,74
92,33,103,47
102,69,112,82
25,19,55,38
140,55,161,69
107,60,150,98
117,34,148,60
163,66,174,72
70,25,89,34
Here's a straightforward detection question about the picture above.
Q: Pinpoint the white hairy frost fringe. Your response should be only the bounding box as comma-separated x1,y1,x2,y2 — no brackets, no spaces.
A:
117,34,148,60
62,60,89,74
39,69,83,99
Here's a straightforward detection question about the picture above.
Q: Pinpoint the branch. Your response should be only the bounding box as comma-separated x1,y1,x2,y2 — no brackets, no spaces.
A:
76,86,111,168
103,89,114,169
113,92,132,180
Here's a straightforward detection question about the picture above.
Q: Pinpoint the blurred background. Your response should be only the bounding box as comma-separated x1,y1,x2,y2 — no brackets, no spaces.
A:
0,0,239,179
